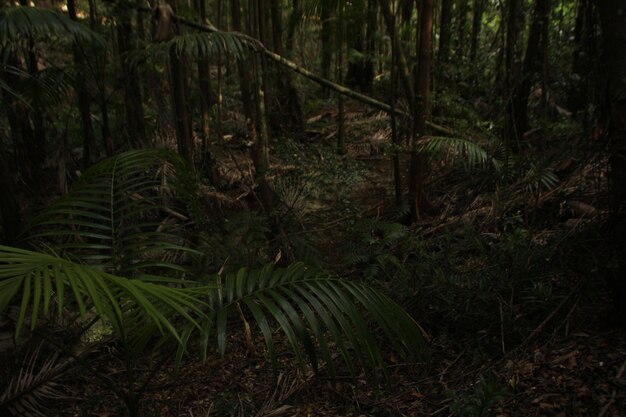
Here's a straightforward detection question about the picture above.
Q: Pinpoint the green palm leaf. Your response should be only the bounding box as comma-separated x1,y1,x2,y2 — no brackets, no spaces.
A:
23,149,201,279
0,245,207,341
0,6,104,47
128,31,254,69
418,136,489,170
210,263,428,381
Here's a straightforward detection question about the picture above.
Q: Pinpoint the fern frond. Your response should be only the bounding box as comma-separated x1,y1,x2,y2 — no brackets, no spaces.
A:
418,136,488,169
210,263,428,381
0,6,104,47
128,31,254,68
23,150,201,278
0,245,208,341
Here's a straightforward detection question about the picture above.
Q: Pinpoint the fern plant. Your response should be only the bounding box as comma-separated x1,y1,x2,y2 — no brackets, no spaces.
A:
0,150,429,416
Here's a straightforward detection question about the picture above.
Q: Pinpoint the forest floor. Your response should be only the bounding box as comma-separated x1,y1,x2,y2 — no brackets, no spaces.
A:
52,99,625,417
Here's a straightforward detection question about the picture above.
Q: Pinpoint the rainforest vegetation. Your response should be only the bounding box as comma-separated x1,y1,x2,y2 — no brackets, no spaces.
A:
0,0,625,416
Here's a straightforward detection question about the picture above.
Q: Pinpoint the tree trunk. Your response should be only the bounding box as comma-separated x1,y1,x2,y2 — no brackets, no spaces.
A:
337,6,346,155
598,0,626,320
320,5,334,87
378,0,415,107
455,0,470,59
68,0,98,166
510,0,550,146
252,0,274,211
117,7,148,148
196,0,218,183
0,145,22,244
469,0,485,62
270,0,304,130
409,0,434,222
285,0,301,56
230,0,254,122
2,49,40,186
438,0,453,64
569,0,595,114
504,0,524,151
170,48,194,168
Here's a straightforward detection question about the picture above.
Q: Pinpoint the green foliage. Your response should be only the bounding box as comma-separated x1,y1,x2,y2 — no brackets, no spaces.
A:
128,31,255,69
0,6,104,48
23,149,202,278
449,374,508,417
342,218,416,283
0,149,429,415
207,263,428,381
418,136,489,171
0,245,207,341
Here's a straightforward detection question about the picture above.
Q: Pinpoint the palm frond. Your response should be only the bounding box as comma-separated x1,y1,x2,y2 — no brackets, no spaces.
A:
23,149,202,279
128,31,254,68
418,136,488,170
0,245,207,340
209,263,428,381
0,345,68,417
0,6,104,48
524,164,559,193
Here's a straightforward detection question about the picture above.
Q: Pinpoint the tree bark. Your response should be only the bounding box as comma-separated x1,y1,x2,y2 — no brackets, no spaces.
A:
510,0,550,146
320,5,334,87
469,0,485,62
170,48,194,167
117,7,148,148
230,0,254,122
438,0,453,64
409,0,434,222
455,0,470,59
68,0,98,165
598,0,626,320
378,0,415,107
196,0,218,182
270,0,304,130
504,0,524,151
285,0,301,56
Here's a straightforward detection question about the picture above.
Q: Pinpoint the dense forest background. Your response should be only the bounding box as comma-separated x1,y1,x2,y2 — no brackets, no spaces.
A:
1,0,625,416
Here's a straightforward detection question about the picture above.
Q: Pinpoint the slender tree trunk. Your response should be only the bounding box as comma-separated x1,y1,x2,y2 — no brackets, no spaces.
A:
2,47,40,186
504,0,524,151
438,0,453,64
196,0,218,182
170,48,194,167
285,0,301,56
390,20,403,207
230,0,254,122
253,0,274,211
569,0,595,113
18,0,46,187
364,0,377,93
455,0,469,59
469,0,485,62
598,0,626,322
345,11,366,91
511,0,550,145
0,136,22,243
320,5,334,88
68,0,98,165
270,0,304,130
117,7,148,148
409,0,434,222
337,6,346,155
378,0,415,107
